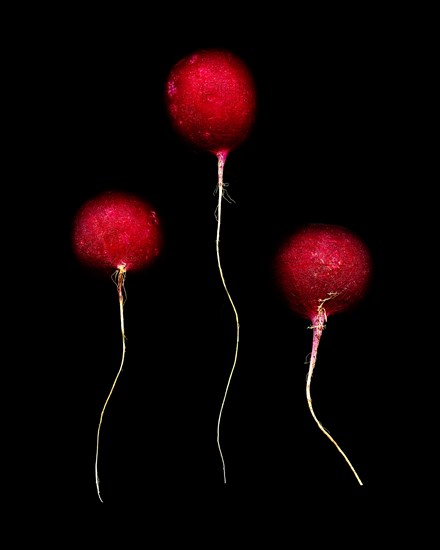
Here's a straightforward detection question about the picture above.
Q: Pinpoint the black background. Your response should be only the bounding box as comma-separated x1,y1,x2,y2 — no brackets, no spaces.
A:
13,6,430,518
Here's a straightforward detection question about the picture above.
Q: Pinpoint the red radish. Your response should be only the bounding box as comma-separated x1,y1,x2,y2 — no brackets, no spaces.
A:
165,48,256,156
274,223,372,485
73,190,162,272
72,190,162,502
165,48,257,483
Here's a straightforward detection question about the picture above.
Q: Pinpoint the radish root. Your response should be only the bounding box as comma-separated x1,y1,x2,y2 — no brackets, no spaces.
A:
95,264,128,502
306,299,363,486
215,152,240,484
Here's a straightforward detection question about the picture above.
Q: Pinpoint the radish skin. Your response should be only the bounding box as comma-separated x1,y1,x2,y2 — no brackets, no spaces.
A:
165,48,256,156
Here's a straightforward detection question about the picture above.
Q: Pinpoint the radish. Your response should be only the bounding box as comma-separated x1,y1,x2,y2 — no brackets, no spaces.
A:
274,223,373,485
165,48,256,156
165,48,257,483
72,190,162,502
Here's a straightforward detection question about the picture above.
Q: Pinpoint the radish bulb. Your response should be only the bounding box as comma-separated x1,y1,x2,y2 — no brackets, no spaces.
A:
274,223,373,485
165,48,257,483
72,190,162,502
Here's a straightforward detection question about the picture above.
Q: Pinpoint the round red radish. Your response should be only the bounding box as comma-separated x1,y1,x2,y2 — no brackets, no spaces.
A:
165,48,256,485
165,48,257,156
274,223,373,322
72,190,162,272
275,223,372,485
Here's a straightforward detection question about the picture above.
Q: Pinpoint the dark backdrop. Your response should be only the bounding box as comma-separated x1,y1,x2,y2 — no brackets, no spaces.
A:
13,7,426,517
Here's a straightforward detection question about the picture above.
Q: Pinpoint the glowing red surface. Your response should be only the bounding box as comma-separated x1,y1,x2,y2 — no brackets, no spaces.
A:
275,223,372,320
165,48,257,156
72,190,162,272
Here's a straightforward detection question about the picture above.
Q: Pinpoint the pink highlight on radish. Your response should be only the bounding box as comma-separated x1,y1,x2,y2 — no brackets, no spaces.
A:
274,223,373,485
